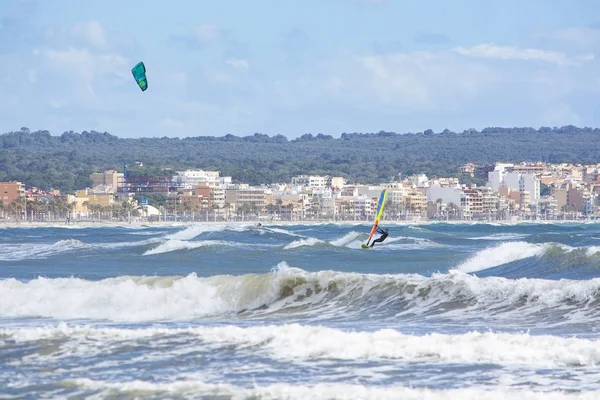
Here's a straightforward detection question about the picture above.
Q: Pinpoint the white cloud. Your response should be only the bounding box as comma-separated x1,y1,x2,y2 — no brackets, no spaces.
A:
325,76,343,93
164,72,188,92
320,50,498,113
226,58,249,70
545,103,582,125
540,27,600,49
47,97,66,109
37,47,130,108
192,24,222,42
454,44,578,64
1,18,599,139
27,69,36,83
160,117,184,130
42,47,128,80
71,20,108,49
356,0,388,4
208,71,234,84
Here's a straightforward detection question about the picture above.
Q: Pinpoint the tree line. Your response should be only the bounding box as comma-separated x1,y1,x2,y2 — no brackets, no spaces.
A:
1,125,599,193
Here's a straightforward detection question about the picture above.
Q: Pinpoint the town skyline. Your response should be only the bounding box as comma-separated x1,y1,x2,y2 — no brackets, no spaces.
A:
2,160,599,223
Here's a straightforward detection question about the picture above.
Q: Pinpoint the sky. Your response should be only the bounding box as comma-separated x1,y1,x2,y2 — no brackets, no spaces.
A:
0,0,599,139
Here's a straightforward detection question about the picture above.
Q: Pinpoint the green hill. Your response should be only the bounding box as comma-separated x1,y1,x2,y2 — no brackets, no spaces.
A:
1,125,598,192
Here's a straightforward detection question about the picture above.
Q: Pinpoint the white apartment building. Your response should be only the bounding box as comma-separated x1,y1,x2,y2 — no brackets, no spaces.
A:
308,188,335,217
387,188,404,206
320,195,336,217
291,175,327,188
427,186,462,206
488,164,540,204
352,196,372,218
329,176,345,189
487,163,513,190
340,186,359,197
90,170,123,192
506,173,540,202
405,174,429,188
174,170,223,189
356,186,384,199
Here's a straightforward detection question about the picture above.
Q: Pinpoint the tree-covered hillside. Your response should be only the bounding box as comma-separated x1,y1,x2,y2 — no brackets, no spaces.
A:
1,125,599,193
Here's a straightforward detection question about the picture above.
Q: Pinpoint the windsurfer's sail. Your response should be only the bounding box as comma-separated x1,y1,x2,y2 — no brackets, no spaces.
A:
362,189,387,249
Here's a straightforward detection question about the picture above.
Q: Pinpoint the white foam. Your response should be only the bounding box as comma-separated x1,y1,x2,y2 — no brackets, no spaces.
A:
383,236,443,250
455,242,550,273
586,246,600,256
0,239,88,261
0,237,163,261
2,265,600,324
471,233,529,241
4,323,600,368
143,239,250,255
66,378,600,400
263,226,305,237
0,274,272,321
398,270,600,323
284,237,325,249
166,224,228,240
330,231,361,247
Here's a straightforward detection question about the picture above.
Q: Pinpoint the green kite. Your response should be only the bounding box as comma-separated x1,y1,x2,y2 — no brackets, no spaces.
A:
131,61,148,91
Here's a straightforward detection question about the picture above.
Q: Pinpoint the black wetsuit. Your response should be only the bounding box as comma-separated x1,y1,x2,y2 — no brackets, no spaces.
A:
370,228,388,247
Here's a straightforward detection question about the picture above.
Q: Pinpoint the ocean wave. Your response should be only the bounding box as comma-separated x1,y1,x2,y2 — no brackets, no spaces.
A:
2,264,600,325
3,322,600,368
284,237,327,250
0,237,163,261
455,242,551,273
0,239,89,261
142,239,273,255
470,233,529,241
43,378,600,400
454,241,600,275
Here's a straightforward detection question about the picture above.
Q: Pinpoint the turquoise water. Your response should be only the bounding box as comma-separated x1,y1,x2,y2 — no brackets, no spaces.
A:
1,222,600,399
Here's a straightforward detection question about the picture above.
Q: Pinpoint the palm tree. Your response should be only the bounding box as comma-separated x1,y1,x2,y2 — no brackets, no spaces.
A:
6,201,18,221
447,202,458,220
27,198,46,221
275,199,283,221
122,200,137,222
265,202,278,219
66,202,75,222
81,201,90,219
435,198,443,220
56,197,70,220
221,201,230,221
110,203,120,220
211,202,220,221
13,196,26,221
89,204,102,220
182,200,192,220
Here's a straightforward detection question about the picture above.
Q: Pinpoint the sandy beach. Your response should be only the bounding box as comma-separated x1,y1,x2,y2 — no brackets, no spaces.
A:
0,217,595,229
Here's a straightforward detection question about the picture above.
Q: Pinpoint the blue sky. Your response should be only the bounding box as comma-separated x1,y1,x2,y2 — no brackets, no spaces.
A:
1,0,599,138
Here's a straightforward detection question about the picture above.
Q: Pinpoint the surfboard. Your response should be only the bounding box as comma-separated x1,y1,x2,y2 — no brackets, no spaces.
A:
362,189,387,248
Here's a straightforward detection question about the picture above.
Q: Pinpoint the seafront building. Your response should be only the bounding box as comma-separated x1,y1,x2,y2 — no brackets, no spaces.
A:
1,162,599,222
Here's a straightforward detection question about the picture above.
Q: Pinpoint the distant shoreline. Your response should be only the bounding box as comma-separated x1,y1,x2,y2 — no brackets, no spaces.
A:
0,218,597,229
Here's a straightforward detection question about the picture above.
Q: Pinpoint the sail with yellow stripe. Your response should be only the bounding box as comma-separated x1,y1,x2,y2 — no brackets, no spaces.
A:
362,189,387,249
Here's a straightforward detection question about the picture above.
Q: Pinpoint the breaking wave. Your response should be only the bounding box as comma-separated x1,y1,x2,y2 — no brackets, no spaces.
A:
2,263,600,326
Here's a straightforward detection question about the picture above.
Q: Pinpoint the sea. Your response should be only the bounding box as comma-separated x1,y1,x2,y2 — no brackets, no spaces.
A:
1,221,600,399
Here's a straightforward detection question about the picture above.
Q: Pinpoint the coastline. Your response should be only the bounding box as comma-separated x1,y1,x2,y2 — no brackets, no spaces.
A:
0,218,597,229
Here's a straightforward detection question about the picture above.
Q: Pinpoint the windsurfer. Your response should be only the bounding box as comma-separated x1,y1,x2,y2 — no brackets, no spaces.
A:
369,227,388,247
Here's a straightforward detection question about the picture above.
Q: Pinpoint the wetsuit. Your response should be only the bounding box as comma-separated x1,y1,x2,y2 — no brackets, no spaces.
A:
370,227,388,247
